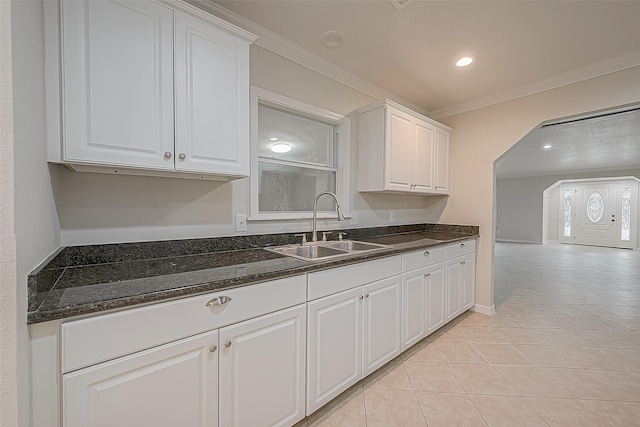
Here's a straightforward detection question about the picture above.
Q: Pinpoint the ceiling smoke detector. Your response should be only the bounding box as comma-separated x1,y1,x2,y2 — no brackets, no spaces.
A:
321,30,345,48
388,0,414,10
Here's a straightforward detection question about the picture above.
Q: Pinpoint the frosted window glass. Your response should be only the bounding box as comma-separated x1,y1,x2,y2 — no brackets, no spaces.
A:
586,192,604,223
621,186,631,241
258,162,336,213
563,189,573,237
256,103,339,215
257,105,335,167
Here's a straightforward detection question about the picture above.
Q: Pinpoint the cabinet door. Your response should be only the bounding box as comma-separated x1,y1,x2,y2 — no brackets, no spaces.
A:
446,258,463,322
401,269,427,350
61,0,174,169
461,253,476,311
219,305,305,427
413,120,435,193
362,276,402,376
174,13,250,177
63,330,218,427
307,288,362,414
434,128,450,194
385,107,413,192
426,262,446,334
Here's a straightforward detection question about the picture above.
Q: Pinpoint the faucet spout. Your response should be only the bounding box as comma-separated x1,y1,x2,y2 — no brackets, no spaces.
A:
312,191,345,242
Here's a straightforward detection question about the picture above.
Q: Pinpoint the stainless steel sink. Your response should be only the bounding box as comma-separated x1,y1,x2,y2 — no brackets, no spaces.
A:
323,240,389,252
265,240,391,261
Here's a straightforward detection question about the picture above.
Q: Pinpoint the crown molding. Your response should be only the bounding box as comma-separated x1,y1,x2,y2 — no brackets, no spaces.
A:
431,50,640,119
191,0,431,117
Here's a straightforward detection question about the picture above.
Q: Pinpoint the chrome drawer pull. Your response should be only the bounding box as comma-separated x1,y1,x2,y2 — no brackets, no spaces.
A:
206,296,232,307
460,243,465,248
423,251,430,257
225,340,232,348
209,345,217,353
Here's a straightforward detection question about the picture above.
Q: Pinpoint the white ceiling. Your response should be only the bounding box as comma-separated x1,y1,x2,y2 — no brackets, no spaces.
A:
206,0,640,178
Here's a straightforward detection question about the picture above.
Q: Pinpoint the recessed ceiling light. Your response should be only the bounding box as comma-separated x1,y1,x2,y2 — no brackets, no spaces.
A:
270,143,292,154
321,30,345,48
543,144,552,149
456,56,474,67
269,137,279,141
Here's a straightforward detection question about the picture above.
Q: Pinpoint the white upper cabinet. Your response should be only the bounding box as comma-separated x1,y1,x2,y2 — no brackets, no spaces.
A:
54,0,256,180
60,0,175,170
174,13,250,176
358,99,451,195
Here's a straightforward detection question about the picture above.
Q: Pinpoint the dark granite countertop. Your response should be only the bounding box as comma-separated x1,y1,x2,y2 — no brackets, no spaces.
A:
27,223,479,324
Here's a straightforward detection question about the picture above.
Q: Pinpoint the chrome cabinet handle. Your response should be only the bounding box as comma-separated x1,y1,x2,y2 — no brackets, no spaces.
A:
209,345,217,353
206,296,232,307
224,340,232,348
423,251,430,257
359,295,364,300
365,294,370,298
460,243,465,248
178,153,186,160
163,152,172,159
424,273,431,278
461,261,466,265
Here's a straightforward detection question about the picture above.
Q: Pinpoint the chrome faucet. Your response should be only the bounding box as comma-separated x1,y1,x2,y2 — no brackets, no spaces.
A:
312,191,345,242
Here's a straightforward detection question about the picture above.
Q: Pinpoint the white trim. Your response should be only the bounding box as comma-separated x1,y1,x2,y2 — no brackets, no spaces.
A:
249,86,351,221
472,304,496,316
495,238,540,244
432,50,640,118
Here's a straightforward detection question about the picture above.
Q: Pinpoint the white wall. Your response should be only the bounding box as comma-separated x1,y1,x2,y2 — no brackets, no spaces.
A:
53,44,448,246
496,169,640,244
2,1,62,426
438,66,640,311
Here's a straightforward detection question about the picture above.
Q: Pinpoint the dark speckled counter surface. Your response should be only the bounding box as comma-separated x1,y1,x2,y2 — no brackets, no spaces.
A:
27,223,479,324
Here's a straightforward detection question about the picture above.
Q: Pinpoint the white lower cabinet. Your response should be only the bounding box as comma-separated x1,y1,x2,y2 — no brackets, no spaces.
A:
306,287,362,414
446,245,476,322
402,261,446,350
219,305,306,427
63,330,219,427
426,262,447,334
362,276,403,376
306,275,402,414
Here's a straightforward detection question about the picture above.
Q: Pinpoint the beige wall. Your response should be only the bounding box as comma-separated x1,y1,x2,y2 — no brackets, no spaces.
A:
3,1,62,425
1,1,17,425
496,169,640,244
438,66,640,309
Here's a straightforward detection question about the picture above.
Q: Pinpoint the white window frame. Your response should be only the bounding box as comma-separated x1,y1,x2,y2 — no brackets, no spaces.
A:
249,86,351,221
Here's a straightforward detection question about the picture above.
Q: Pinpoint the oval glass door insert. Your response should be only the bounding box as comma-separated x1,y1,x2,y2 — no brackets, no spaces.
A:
586,191,604,223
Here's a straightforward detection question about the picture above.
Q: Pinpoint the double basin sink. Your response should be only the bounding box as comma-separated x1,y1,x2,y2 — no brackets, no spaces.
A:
266,240,391,261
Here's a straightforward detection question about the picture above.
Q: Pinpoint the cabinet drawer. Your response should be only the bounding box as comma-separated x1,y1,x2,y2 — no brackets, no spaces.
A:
402,246,446,271
446,239,475,258
307,256,401,301
62,275,306,373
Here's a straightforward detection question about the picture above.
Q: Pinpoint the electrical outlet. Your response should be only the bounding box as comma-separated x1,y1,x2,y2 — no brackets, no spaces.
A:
390,211,395,222
350,212,359,225
235,214,247,232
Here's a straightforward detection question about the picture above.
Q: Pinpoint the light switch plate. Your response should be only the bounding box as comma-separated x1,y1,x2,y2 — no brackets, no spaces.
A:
235,214,247,232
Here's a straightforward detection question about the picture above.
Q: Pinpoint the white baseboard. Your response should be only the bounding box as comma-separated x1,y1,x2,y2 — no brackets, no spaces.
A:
472,304,496,316
495,238,540,244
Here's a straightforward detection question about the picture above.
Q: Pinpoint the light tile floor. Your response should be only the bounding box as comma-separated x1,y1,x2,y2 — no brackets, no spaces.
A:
295,243,640,427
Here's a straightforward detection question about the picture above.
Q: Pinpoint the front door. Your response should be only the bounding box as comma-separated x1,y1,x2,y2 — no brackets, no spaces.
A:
574,183,617,247
560,180,638,249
